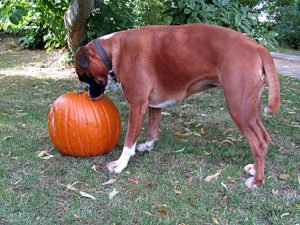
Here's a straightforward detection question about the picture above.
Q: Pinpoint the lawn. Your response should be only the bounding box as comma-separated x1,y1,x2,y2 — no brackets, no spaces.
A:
0,37,299,224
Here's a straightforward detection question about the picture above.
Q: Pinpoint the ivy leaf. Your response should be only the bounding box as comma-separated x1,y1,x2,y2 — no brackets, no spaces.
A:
184,8,192,15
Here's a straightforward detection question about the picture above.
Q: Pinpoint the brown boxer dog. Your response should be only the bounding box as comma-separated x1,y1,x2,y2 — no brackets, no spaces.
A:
75,24,280,188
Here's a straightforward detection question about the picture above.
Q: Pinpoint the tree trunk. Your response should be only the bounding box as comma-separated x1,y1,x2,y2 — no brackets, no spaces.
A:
64,0,101,51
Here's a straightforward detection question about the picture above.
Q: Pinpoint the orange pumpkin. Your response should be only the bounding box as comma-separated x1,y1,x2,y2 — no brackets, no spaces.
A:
48,91,121,157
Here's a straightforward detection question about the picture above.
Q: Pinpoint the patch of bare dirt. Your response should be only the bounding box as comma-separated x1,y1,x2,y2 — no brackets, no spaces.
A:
0,34,76,80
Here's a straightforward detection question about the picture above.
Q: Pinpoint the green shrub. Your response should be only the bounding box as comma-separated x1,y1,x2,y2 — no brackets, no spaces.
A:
165,0,278,48
273,3,300,49
87,0,170,38
0,0,69,50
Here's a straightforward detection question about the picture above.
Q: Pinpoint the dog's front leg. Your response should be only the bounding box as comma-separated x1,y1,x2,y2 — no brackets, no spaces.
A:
107,103,148,173
137,107,161,152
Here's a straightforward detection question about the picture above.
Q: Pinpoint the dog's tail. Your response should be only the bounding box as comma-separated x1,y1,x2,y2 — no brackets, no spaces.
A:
259,46,280,115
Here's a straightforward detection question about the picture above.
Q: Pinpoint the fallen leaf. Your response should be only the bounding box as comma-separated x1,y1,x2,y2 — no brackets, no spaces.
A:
212,216,219,224
161,112,172,116
272,189,279,195
181,104,192,109
2,136,12,141
296,203,300,209
174,131,182,137
222,195,228,201
128,178,140,185
102,179,116,185
205,171,222,182
221,182,227,190
182,132,193,136
280,213,290,218
175,147,185,153
193,132,202,137
91,164,100,172
222,139,234,145
223,128,233,135
184,119,196,125
79,191,96,200
37,151,54,160
200,128,205,135
66,182,80,191
143,211,153,216
278,174,290,180
158,209,169,217
187,177,193,183
174,188,182,194
153,204,168,208
109,188,119,200
74,214,81,220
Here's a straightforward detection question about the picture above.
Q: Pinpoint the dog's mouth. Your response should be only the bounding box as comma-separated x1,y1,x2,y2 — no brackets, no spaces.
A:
85,83,105,99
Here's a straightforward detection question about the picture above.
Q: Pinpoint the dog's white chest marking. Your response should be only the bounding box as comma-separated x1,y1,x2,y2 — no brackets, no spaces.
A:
149,100,177,108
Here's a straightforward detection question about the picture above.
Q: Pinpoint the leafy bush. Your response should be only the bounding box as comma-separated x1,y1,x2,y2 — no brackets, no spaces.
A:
87,0,169,38
0,0,168,50
273,2,300,49
0,0,69,50
165,0,278,48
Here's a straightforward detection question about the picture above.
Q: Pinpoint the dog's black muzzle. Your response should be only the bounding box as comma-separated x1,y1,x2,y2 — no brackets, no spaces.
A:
85,82,105,99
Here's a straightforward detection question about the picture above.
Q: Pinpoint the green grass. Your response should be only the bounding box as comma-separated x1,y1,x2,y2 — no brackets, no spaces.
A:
0,40,300,224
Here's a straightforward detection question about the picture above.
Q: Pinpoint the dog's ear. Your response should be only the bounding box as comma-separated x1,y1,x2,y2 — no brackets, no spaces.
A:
75,46,89,69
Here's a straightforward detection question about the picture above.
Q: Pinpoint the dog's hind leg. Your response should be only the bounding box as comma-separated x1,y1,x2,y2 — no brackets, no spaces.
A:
107,102,148,173
137,107,161,152
222,72,270,188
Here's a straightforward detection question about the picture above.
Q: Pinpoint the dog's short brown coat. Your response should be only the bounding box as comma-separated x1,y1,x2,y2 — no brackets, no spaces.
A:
75,24,280,188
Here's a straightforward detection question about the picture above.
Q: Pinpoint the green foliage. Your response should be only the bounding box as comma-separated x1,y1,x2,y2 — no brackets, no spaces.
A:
0,0,168,50
0,0,69,50
87,0,170,38
267,1,300,49
165,0,278,48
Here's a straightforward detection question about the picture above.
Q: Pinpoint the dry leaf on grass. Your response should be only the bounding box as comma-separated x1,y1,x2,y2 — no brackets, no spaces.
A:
158,209,169,217
66,182,96,200
37,151,54,160
175,147,185,153
161,112,172,116
280,213,290,218
223,128,233,135
221,182,227,190
66,182,80,191
174,188,182,194
91,164,100,172
128,178,140,185
212,216,219,224
278,174,290,180
102,179,116,185
109,188,119,200
205,171,222,182
79,191,96,200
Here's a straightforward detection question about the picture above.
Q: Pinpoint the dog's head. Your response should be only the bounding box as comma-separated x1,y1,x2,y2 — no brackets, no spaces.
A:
75,45,109,99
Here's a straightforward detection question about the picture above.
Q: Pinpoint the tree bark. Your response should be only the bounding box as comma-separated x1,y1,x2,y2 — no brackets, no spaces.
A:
64,0,101,51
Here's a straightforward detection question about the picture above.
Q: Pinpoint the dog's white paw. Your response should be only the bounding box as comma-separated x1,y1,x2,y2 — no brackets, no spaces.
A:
243,164,256,176
245,177,258,189
107,160,128,173
137,140,155,152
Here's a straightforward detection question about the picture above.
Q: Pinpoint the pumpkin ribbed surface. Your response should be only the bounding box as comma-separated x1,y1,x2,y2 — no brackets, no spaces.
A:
48,92,121,157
